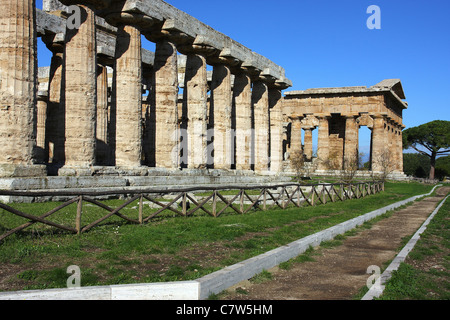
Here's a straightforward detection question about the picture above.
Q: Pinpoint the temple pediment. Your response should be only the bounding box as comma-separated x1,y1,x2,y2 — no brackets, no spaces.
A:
371,79,406,100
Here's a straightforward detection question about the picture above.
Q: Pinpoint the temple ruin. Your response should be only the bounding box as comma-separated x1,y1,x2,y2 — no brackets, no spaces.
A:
0,0,407,192
282,79,407,176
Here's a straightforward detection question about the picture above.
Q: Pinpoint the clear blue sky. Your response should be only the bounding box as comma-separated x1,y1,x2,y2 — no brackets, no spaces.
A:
36,0,450,153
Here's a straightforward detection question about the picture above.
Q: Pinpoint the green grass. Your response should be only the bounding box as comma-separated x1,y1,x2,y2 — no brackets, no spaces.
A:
377,195,450,300
0,181,435,292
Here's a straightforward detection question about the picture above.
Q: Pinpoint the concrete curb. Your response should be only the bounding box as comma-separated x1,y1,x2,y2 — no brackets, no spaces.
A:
0,185,441,300
362,189,447,300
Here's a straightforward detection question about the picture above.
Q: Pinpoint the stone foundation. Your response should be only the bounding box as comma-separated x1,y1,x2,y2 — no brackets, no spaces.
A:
0,168,291,202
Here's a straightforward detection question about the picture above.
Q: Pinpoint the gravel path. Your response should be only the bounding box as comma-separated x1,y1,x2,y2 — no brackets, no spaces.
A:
222,186,450,300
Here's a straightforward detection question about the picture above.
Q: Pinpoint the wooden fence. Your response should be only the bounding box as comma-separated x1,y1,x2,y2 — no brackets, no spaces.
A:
0,181,384,242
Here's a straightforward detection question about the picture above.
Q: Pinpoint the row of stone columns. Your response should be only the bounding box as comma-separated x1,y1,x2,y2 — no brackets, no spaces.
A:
288,113,404,172
0,1,287,176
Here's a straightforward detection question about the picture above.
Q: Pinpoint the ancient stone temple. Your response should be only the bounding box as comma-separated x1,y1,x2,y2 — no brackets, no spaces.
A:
282,79,407,177
0,0,407,192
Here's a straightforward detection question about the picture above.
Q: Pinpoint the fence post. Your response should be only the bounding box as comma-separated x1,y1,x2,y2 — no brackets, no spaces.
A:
212,190,217,217
240,189,244,214
182,192,187,216
263,188,267,210
322,186,326,204
311,186,315,206
139,194,143,224
76,196,83,235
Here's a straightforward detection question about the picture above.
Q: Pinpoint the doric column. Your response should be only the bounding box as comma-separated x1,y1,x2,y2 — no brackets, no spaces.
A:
397,125,404,172
114,24,142,167
0,0,39,176
392,126,399,172
269,89,284,173
153,40,179,169
303,128,313,161
45,41,65,165
211,64,232,169
301,114,319,162
252,81,270,172
184,53,208,169
371,114,387,172
64,5,97,167
387,122,396,168
35,94,48,164
233,73,252,171
96,64,109,165
290,117,303,155
317,115,330,170
344,115,359,169
391,124,403,172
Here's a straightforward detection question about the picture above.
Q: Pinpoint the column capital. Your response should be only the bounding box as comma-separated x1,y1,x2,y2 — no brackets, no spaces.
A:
356,113,374,129
288,115,304,122
301,114,319,129
342,113,359,118
370,112,388,119
42,33,65,54
315,113,332,119
104,12,156,32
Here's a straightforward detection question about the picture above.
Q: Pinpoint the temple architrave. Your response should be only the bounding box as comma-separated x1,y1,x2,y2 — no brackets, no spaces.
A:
0,0,407,193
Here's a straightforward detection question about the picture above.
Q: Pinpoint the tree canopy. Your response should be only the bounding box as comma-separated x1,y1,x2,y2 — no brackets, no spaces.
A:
403,120,450,179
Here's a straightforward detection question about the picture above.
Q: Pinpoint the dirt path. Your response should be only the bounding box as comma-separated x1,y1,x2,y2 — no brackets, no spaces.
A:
222,186,450,300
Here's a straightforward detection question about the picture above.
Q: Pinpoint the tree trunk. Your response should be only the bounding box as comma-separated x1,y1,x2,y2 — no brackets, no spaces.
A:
429,151,437,180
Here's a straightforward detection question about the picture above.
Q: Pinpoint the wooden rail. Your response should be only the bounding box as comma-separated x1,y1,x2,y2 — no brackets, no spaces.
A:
0,181,384,242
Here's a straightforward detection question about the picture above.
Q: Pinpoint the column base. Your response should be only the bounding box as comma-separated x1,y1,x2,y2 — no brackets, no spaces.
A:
0,164,47,178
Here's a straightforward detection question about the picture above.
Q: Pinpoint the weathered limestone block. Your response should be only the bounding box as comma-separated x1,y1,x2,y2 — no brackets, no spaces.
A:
153,40,179,169
183,53,208,169
211,64,232,169
114,24,143,167
252,81,270,172
64,5,97,167
233,73,252,171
